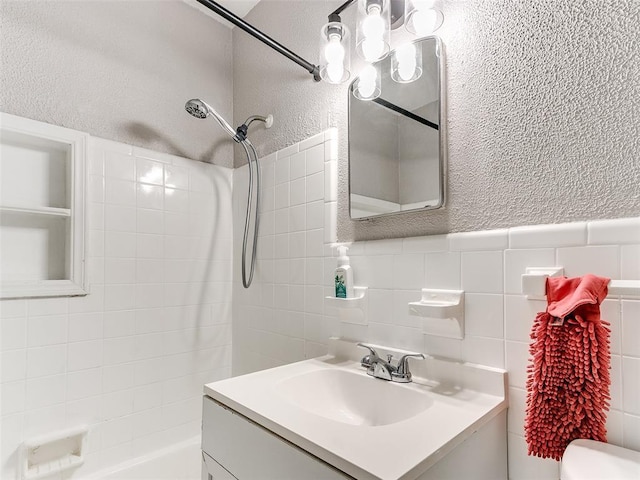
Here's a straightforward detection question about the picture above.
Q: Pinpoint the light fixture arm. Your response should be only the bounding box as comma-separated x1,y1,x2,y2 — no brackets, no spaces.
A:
325,0,357,45
328,0,358,22
329,0,405,29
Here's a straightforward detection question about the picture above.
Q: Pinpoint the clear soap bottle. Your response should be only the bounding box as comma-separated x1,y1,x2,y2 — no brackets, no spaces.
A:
334,246,354,298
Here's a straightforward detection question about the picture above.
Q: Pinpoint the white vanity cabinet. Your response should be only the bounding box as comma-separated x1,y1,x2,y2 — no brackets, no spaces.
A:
202,393,507,480
202,396,507,480
202,396,350,480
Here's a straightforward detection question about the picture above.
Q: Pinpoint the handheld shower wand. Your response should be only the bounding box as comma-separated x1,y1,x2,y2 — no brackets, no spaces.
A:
185,98,237,138
185,98,273,288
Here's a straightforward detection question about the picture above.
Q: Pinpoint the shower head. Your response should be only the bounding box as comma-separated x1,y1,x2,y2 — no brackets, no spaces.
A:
185,99,209,119
184,98,236,138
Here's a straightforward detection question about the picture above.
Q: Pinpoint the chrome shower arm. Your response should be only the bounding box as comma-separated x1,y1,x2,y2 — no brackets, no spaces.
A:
243,115,271,128
235,115,273,142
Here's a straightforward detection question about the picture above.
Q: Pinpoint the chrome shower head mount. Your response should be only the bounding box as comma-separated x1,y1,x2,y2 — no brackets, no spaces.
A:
234,114,274,143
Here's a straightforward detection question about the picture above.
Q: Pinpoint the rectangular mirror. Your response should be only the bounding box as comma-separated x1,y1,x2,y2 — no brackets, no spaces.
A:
349,36,445,220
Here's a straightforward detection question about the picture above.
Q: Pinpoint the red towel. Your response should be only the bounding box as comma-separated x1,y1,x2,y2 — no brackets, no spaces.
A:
524,274,611,461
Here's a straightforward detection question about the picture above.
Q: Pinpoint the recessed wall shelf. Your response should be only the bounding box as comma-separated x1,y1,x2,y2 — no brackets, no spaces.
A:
0,113,87,299
521,267,640,299
409,289,465,339
0,205,72,217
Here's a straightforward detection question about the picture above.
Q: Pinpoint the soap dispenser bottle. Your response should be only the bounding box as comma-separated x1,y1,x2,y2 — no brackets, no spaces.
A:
335,246,354,298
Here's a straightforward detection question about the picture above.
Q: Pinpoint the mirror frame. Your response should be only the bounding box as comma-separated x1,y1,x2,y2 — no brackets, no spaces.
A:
348,36,446,221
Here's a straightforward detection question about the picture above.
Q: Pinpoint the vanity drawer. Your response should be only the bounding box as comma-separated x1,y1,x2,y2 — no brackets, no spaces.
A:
203,452,237,480
202,396,350,480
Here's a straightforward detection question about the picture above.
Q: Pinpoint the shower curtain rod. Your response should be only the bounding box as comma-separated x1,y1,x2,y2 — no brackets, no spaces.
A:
195,0,321,81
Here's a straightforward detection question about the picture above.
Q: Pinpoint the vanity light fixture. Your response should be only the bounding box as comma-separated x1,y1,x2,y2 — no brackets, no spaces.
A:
190,0,442,90
319,0,444,91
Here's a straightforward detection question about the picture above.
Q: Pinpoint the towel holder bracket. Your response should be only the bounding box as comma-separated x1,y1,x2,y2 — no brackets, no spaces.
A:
521,267,564,299
521,267,640,300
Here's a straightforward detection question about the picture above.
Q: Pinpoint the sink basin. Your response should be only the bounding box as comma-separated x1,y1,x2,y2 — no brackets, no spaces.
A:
203,339,508,480
276,368,433,426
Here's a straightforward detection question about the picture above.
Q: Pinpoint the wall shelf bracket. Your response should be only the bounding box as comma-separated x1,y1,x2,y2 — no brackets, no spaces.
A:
325,286,368,325
409,289,465,339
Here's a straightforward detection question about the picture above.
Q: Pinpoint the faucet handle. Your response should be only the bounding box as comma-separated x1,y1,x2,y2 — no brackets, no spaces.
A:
356,343,380,368
392,353,426,383
396,353,425,373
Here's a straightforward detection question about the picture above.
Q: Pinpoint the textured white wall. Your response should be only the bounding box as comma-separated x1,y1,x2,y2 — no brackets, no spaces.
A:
233,0,640,240
0,1,235,167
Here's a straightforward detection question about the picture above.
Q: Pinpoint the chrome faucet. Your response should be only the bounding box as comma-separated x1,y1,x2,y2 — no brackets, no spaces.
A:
357,343,425,383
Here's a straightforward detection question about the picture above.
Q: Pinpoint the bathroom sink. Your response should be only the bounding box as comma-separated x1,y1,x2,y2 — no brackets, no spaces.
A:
276,368,433,426
203,339,508,480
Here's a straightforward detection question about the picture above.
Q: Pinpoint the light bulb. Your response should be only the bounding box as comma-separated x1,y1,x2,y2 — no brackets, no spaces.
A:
356,65,377,99
361,38,385,61
360,64,377,83
398,59,417,81
396,43,417,63
410,8,437,35
326,62,345,83
362,6,385,38
320,21,350,84
323,33,346,82
324,34,345,64
360,4,386,61
357,78,376,99
396,43,417,81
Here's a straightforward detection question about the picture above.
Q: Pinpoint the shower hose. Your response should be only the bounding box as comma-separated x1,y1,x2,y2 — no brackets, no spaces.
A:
240,139,260,288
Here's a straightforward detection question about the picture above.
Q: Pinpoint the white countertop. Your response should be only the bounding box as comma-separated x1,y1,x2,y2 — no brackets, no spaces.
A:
204,342,507,480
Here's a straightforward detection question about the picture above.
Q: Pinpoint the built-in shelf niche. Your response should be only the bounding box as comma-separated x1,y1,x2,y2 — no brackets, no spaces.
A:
0,113,87,298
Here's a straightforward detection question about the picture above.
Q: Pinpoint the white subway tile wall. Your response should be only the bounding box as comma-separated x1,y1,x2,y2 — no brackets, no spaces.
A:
231,130,640,480
0,137,233,479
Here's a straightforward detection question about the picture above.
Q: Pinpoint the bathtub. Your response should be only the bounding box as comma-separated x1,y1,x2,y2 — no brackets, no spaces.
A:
88,437,201,480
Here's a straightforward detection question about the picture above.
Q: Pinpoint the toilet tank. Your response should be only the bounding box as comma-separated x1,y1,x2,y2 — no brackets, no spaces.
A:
561,439,640,480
